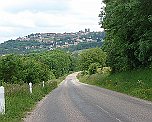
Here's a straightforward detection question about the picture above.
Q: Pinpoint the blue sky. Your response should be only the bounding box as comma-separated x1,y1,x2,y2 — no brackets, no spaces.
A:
0,0,104,43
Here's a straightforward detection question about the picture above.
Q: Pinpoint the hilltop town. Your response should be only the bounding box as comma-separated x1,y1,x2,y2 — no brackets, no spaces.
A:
16,29,104,49
0,29,105,55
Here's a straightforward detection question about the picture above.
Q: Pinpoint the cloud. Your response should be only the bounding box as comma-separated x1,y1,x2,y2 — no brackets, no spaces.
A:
0,0,70,13
0,0,103,43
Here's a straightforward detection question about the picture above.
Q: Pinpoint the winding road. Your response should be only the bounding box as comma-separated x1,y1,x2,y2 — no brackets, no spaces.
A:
24,72,152,122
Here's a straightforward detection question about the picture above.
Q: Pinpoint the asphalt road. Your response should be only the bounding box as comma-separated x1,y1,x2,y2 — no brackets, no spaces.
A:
24,72,152,122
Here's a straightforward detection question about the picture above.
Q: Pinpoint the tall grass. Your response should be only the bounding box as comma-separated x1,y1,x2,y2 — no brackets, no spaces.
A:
0,77,64,122
78,68,152,101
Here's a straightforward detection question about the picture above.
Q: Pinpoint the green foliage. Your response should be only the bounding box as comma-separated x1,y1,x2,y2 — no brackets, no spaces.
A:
32,50,72,78
100,0,152,71
0,50,73,84
78,48,107,71
88,63,99,75
69,53,79,71
0,54,22,83
0,40,43,55
102,67,112,74
78,67,152,101
22,58,54,83
0,55,53,84
61,41,103,52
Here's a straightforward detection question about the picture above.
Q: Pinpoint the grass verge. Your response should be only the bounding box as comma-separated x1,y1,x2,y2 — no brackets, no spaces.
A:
0,77,65,122
78,68,152,101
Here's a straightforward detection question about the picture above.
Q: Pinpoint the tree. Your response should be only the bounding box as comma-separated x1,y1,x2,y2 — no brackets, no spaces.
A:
0,54,54,84
22,58,54,83
0,54,22,83
100,0,152,71
0,50,74,84
78,48,107,71
32,50,72,78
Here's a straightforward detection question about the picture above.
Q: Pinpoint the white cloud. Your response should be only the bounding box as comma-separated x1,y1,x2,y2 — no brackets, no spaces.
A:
0,0,70,13
0,0,104,43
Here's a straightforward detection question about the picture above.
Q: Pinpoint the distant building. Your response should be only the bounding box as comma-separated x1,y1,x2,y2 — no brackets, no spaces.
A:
85,28,90,33
85,28,87,33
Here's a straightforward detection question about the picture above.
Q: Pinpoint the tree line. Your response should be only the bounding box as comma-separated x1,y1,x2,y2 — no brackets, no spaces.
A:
0,50,74,84
0,47,107,84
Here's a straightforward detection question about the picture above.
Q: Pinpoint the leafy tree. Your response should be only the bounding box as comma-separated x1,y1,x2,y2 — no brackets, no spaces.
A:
0,54,22,83
78,48,107,71
0,49,74,84
100,0,152,71
22,58,54,83
31,50,72,78
0,54,55,84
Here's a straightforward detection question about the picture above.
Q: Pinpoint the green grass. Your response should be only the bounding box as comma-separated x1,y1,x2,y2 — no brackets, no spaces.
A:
78,68,152,101
0,77,65,122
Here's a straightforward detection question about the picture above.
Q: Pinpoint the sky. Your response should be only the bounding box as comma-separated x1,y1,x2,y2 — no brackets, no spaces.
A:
0,0,104,43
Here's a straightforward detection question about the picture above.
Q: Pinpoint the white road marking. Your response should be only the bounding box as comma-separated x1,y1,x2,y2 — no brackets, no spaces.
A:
96,105,122,122
96,105,109,114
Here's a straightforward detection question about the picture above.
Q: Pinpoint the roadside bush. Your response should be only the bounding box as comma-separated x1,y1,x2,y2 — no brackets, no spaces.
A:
102,67,112,74
80,71,88,76
88,63,98,75
78,48,107,71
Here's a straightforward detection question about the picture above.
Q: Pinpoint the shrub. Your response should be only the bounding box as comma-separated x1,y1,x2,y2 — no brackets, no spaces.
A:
102,67,112,74
88,63,98,75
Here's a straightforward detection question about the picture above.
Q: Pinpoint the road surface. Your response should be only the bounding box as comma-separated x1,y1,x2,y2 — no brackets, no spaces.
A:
24,72,152,122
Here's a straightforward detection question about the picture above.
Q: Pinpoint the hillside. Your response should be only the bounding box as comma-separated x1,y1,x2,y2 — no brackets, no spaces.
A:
0,30,105,55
